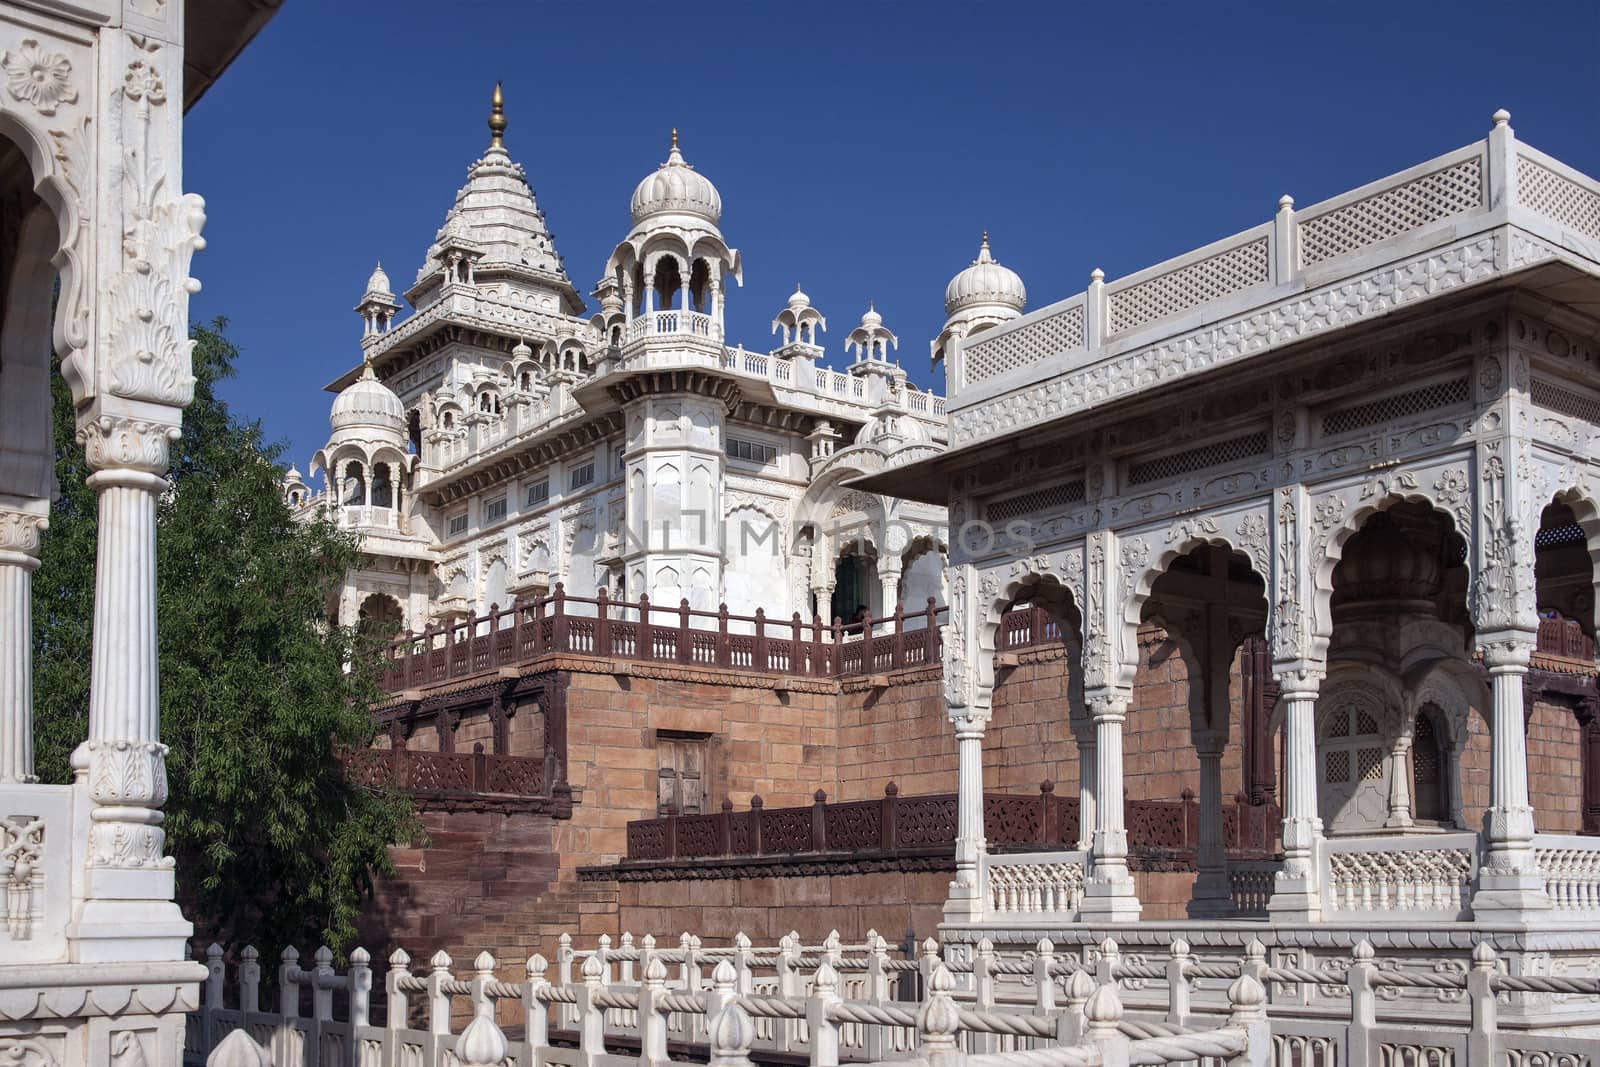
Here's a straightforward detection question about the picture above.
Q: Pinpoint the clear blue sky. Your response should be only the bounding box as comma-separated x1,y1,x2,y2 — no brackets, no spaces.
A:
185,0,1600,471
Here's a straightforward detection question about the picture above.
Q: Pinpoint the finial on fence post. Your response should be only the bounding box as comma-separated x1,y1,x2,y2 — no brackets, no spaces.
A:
1468,941,1498,1064
1060,969,1095,1045
349,946,373,1029
1033,939,1057,1013
206,1029,271,1067
523,953,551,1048
239,945,261,1013
427,950,454,1037
916,963,961,1057
808,961,843,1067
386,948,412,1034
1227,972,1270,1065
709,998,757,1067
1165,939,1191,1028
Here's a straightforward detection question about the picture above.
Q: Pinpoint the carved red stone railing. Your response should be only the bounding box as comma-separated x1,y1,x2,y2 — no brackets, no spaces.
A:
623,783,1280,863
1535,614,1596,667
343,744,551,798
379,585,954,692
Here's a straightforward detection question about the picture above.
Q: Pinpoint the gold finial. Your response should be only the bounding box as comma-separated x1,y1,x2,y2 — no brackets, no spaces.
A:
488,82,507,148
671,127,679,149
982,230,989,244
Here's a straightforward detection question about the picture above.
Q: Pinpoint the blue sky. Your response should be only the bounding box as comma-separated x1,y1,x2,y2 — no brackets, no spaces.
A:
185,0,1600,471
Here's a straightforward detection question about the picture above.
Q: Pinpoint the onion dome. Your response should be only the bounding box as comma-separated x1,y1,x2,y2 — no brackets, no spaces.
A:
788,285,812,312
331,364,407,436
630,129,722,226
511,337,534,360
944,233,1026,315
285,464,304,482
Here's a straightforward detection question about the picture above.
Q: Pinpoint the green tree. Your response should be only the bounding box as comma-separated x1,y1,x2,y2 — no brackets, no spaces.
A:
31,318,415,952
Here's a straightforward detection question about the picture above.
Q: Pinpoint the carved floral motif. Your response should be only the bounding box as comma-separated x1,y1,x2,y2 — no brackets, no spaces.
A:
0,509,47,557
1,815,45,940
78,415,180,474
2,39,76,116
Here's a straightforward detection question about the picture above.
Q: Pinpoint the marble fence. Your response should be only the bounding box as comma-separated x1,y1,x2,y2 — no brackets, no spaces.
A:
186,931,1600,1067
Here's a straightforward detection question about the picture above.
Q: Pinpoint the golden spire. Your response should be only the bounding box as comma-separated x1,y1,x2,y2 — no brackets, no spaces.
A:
671,127,679,149
488,82,507,148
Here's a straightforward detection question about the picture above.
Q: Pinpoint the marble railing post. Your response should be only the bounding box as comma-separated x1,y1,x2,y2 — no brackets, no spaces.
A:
1080,690,1140,920
1189,731,1229,917
0,497,47,783
1473,635,1550,916
1269,669,1324,919
69,419,192,961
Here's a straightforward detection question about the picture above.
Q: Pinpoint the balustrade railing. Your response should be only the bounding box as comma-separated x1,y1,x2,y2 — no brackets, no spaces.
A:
191,928,1600,1067
623,782,1280,864
380,587,949,693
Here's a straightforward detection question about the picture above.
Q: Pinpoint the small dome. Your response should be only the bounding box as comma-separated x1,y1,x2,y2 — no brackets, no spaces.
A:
285,465,304,483
860,305,883,330
788,285,811,311
630,131,722,226
945,234,1026,315
331,367,407,436
512,337,534,360
365,262,393,296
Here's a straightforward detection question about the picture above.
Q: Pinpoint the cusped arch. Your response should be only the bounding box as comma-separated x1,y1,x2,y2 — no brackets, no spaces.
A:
1313,488,1472,649
972,566,1084,699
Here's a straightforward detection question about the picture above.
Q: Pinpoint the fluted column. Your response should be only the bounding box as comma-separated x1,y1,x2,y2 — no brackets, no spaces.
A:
951,710,987,893
0,499,47,783
1269,669,1323,919
1472,635,1550,915
1080,690,1140,921
1190,731,1229,917
70,418,191,960
1076,734,1096,851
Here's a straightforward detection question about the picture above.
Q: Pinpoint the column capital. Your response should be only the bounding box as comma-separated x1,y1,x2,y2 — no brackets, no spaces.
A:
77,412,181,476
1085,689,1129,724
948,705,990,736
0,497,49,568
1272,664,1325,696
1191,728,1227,758
1480,631,1537,671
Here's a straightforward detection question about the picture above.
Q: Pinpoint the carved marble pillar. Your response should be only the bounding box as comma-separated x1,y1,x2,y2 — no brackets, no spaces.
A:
71,418,191,960
1080,690,1140,921
1473,636,1550,915
1268,669,1324,919
951,709,987,897
1386,734,1414,829
1189,731,1229,917
0,498,47,784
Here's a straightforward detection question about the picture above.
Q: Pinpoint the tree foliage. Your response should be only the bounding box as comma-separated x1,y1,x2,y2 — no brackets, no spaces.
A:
31,318,415,952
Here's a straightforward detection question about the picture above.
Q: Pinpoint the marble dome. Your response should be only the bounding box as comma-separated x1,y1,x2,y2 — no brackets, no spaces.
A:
331,368,407,436
944,234,1026,315
630,132,722,226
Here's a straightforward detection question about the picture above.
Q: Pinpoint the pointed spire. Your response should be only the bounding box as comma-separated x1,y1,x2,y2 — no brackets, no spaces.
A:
667,127,684,165
976,232,994,264
488,82,507,149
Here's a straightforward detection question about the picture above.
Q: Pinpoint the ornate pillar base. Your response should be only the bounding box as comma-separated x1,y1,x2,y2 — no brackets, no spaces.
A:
945,716,988,922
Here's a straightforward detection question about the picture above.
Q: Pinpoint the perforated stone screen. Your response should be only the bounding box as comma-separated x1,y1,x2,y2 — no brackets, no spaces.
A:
1299,158,1482,267
964,304,1086,387
1107,239,1270,335
985,479,1087,523
1125,431,1269,487
1320,377,1471,437
1532,377,1600,425
1519,156,1600,244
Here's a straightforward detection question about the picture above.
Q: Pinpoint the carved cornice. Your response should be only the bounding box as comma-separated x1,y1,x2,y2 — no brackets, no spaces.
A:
607,369,741,410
